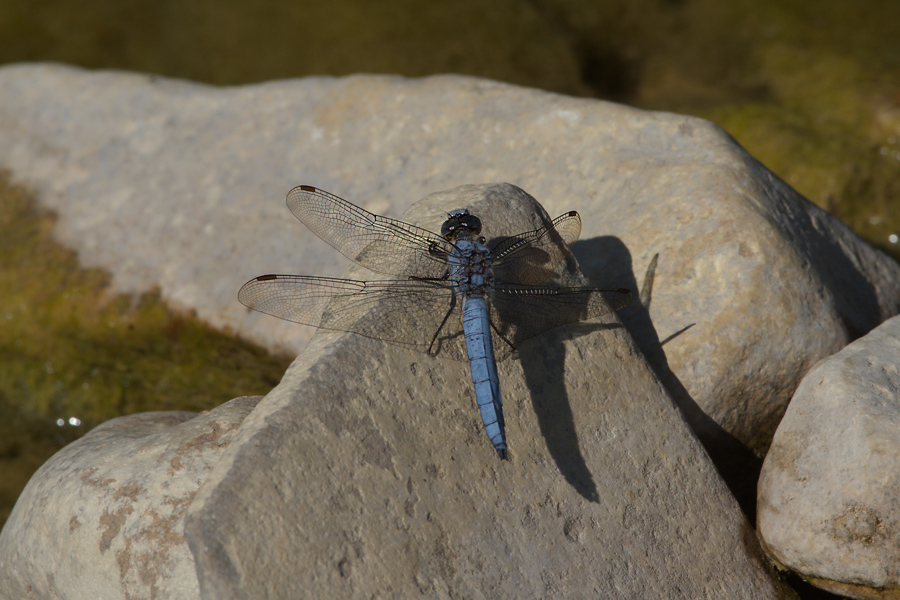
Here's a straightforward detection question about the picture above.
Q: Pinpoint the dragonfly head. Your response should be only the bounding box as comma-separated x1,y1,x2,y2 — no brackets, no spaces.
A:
441,209,482,240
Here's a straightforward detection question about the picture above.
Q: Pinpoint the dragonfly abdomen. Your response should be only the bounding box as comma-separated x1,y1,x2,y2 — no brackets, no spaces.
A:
462,295,507,460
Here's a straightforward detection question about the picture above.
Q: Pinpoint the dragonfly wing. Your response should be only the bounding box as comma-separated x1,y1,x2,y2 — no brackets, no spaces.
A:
239,275,469,361
489,211,582,286
488,284,632,356
286,186,454,279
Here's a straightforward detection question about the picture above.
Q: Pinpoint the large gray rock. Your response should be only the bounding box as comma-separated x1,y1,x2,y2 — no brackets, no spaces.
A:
185,184,785,599
0,396,261,600
0,63,897,596
758,314,900,599
1,64,897,464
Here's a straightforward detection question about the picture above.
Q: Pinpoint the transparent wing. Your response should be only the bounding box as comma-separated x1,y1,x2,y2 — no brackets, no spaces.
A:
238,274,469,361
489,284,633,356
489,211,582,286
286,185,454,279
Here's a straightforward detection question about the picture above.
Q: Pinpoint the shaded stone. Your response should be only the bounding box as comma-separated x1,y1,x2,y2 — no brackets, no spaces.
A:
758,314,900,599
0,396,261,600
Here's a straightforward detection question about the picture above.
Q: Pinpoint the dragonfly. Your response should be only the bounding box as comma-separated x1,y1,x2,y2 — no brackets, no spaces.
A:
239,185,632,459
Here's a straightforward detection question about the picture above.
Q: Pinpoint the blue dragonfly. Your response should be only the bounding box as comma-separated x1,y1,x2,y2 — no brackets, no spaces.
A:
238,185,632,459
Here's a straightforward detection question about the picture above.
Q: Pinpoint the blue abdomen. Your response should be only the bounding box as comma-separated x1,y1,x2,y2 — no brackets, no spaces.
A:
462,295,507,459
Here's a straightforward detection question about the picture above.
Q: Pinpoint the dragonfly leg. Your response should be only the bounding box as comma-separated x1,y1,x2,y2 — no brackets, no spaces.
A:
424,292,458,356
489,319,517,353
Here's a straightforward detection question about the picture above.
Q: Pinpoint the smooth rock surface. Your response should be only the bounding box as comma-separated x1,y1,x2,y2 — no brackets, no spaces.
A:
184,185,786,599
758,314,900,599
2,64,898,461
0,396,261,600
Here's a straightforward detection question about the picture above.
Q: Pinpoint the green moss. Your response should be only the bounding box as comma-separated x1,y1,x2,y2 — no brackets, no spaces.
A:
623,0,900,263
0,173,292,526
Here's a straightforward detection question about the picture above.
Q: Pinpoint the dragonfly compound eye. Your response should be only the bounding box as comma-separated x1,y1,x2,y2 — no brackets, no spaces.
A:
460,214,482,235
441,210,482,239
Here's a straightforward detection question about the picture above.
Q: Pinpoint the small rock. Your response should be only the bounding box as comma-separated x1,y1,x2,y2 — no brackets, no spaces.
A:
0,396,261,600
758,314,900,599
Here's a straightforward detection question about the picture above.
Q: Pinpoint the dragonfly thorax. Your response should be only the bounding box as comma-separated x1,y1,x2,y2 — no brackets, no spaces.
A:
449,239,494,297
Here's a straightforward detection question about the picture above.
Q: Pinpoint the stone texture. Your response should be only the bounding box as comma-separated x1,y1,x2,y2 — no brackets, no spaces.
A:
183,182,785,599
1,63,898,596
758,314,900,600
1,64,897,464
0,396,261,600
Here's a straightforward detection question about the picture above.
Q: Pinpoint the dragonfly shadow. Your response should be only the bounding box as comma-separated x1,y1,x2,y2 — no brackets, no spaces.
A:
574,236,764,521
507,234,635,503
